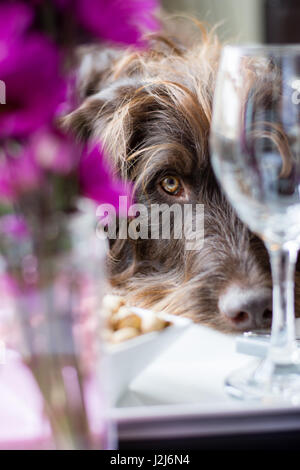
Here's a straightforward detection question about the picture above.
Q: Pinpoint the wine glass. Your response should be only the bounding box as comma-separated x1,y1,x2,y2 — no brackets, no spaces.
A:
210,45,300,403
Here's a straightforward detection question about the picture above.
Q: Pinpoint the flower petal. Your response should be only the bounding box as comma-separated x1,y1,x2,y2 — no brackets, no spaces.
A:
77,0,160,46
79,144,131,210
0,35,66,137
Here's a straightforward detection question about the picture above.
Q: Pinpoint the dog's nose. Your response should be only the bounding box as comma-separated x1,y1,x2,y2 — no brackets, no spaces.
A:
218,285,272,330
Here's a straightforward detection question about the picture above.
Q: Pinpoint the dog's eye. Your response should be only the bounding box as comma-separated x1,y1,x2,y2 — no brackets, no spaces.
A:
160,176,182,195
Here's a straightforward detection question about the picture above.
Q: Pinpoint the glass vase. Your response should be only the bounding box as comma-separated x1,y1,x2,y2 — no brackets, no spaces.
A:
0,199,113,449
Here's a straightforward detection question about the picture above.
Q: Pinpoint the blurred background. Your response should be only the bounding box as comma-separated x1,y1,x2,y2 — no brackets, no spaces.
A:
162,0,300,44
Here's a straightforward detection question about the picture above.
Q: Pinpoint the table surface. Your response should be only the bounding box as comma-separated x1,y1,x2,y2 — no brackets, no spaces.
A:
112,321,300,446
116,318,300,409
118,324,258,408
2,318,300,448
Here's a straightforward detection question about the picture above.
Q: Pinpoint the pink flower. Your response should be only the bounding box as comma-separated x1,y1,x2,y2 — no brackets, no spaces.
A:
79,144,131,208
0,215,29,241
0,2,66,138
0,2,33,42
0,172,14,202
0,273,19,297
0,126,80,203
78,0,159,45
55,0,159,46
29,128,79,175
0,145,42,203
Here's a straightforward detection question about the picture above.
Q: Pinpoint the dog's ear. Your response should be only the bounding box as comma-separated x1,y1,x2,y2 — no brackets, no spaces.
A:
61,80,144,178
83,48,119,96
61,34,210,181
61,49,148,280
60,45,147,179
62,45,128,134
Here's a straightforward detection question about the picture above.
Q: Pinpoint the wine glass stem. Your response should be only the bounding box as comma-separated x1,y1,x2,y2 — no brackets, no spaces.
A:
267,242,299,364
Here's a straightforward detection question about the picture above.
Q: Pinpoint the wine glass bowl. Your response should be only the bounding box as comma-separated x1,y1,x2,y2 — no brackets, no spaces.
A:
210,45,300,403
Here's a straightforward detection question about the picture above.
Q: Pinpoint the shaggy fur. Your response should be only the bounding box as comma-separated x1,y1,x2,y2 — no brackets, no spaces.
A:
62,19,300,332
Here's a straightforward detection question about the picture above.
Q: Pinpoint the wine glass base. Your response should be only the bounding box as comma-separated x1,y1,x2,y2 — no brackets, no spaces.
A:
225,358,300,405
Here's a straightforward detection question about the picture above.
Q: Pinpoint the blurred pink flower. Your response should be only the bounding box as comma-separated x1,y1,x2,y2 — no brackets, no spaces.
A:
0,9,65,137
54,0,159,46
0,146,42,203
29,128,79,175
0,215,29,241
0,2,33,42
0,126,80,203
0,172,14,202
78,0,159,45
79,144,131,208
0,273,19,297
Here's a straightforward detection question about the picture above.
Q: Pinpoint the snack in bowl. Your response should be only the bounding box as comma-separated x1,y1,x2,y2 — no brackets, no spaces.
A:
101,298,191,404
102,294,172,344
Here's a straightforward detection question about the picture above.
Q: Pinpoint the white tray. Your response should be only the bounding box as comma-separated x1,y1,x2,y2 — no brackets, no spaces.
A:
108,322,300,442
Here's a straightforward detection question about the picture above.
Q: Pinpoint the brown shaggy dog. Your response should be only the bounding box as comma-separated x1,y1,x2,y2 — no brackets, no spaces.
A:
62,19,300,333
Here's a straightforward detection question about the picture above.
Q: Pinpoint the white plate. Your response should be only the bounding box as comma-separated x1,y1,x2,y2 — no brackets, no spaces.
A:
103,308,192,405
108,322,300,442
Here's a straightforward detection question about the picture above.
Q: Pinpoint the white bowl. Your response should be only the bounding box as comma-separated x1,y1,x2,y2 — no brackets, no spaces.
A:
103,307,192,405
